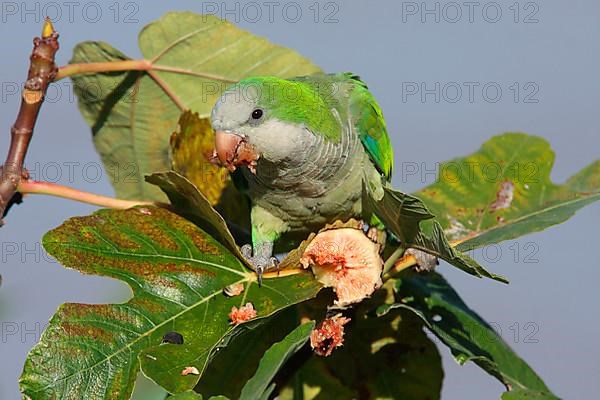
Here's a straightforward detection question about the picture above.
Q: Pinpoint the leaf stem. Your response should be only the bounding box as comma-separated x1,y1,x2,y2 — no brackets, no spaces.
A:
262,268,306,279
382,238,466,281
56,60,237,84
147,70,186,111
383,245,406,274
55,59,152,80
383,253,418,281
151,65,237,83
18,180,163,210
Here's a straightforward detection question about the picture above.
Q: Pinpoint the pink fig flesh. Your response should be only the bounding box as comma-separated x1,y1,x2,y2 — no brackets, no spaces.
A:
301,228,383,306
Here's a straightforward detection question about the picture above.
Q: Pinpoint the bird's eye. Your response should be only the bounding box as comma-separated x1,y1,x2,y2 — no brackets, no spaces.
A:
251,108,263,120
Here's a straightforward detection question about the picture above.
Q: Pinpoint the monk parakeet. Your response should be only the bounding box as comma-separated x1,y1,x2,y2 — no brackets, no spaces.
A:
211,73,393,282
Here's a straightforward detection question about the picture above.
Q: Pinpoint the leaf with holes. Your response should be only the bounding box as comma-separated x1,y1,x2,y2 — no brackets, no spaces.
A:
378,272,558,399
19,207,320,399
69,11,321,201
414,133,600,250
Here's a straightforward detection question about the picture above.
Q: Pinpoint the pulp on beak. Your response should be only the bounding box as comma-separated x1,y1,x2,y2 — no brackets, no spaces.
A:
214,130,259,173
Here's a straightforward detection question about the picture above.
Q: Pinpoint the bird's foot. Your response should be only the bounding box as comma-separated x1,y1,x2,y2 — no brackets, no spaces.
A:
366,227,379,242
366,226,387,252
405,248,439,272
240,244,279,286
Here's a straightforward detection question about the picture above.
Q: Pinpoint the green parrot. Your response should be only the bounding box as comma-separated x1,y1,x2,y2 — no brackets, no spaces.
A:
210,73,393,282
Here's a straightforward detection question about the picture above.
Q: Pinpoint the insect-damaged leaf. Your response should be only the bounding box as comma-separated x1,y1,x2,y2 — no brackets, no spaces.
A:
19,207,320,399
414,132,600,251
369,133,599,282
69,11,321,201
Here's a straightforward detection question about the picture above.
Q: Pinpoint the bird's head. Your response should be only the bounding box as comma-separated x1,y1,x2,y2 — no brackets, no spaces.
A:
210,76,341,173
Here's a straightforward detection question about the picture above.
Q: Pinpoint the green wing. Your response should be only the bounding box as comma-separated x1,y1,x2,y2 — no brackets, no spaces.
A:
290,73,394,180
346,73,394,180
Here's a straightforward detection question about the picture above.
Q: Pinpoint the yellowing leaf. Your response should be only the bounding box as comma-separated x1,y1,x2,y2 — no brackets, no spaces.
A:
168,112,250,228
169,111,228,205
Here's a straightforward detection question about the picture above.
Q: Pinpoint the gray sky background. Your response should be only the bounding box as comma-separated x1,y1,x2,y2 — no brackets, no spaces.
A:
0,1,598,399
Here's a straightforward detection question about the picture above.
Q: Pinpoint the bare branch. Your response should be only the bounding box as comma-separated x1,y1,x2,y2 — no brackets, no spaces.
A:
0,18,59,224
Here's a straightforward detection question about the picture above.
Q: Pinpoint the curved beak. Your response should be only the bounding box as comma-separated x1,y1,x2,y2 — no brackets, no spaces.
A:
214,130,259,173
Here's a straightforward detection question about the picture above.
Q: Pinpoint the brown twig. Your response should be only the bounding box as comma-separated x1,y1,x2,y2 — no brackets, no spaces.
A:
0,19,59,225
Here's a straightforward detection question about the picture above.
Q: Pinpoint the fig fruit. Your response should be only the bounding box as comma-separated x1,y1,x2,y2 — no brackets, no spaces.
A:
310,315,350,357
301,228,383,306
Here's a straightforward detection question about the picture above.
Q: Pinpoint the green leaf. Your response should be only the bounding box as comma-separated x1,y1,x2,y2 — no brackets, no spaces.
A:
278,356,358,400
414,133,600,250
145,171,247,261
169,392,203,399
169,392,229,400
382,272,558,399
20,207,321,399
195,307,300,399
365,184,508,282
70,11,321,201
239,321,315,400
364,187,435,244
501,389,560,400
410,218,508,283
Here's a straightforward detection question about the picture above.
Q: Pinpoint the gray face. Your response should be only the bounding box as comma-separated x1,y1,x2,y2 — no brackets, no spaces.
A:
210,87,260,134
210,87,316,164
